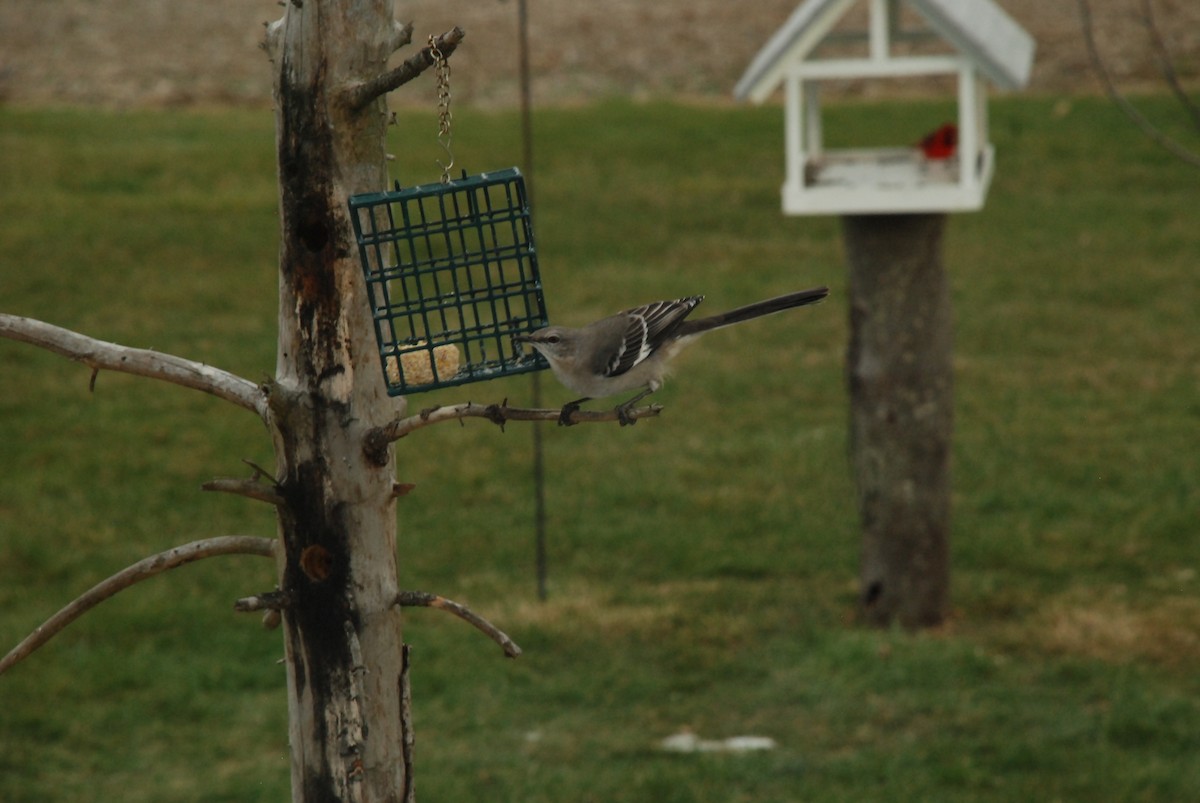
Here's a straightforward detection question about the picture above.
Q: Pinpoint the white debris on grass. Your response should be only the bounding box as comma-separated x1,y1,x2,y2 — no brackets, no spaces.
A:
659,732,777,753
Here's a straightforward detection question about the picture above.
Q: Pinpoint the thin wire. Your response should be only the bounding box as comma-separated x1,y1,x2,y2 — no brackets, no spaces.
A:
1077,0,1200,169
1139,0,1200,132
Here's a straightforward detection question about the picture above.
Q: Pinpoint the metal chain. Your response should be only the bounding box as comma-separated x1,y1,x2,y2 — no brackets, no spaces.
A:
429,35,455,183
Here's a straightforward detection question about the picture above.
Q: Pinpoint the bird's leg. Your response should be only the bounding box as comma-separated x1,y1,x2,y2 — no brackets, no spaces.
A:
558,397,590,427
615,388,655,426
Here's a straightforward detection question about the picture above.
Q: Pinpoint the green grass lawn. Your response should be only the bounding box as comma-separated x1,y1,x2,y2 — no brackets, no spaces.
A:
1,94,1198,801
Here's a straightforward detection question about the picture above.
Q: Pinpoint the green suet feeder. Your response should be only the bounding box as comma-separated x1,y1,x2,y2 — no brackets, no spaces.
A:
349,167,550,395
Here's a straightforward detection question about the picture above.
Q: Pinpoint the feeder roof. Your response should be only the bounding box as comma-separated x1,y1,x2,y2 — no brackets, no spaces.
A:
734,0,1036,102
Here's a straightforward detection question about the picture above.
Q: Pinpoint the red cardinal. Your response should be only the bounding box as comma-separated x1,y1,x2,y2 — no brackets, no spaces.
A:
917,123,958,159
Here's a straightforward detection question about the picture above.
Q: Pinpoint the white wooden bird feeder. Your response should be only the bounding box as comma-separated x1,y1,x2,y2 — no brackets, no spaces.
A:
734,0,1034,215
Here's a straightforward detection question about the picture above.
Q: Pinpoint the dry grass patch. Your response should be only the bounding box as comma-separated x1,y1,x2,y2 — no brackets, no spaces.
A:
506,580,686,637
1032,593,1200,670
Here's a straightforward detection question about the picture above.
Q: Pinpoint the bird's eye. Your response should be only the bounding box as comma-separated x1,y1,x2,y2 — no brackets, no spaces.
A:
545,335,560,344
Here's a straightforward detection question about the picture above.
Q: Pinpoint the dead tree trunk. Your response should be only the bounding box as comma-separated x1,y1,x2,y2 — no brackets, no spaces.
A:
264,3,416,799
842,213,953,629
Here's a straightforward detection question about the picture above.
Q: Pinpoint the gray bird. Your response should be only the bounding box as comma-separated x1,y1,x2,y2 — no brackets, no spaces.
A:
516,286,829,425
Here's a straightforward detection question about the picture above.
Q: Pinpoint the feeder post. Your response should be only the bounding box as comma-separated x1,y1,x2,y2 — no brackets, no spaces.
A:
841,213,953,628
735,0,1033,630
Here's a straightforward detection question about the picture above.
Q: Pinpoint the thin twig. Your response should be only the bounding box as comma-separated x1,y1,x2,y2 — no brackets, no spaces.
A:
1078,0,1200,169
387,20,416,56
0,536,276,675
202,477,285,506
0,314,268,418
369,401,664,447
396,590,521,658
344,26,465,111
234,589,290,613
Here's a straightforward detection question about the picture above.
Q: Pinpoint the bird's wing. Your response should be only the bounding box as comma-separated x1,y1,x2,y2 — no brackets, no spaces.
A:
602,296,703,378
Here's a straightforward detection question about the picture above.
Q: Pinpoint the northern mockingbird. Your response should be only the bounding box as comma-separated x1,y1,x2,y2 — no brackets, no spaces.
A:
516,286,829,426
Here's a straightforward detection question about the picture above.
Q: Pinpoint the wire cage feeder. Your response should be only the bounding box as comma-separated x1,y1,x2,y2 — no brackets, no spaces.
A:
349,167,549,396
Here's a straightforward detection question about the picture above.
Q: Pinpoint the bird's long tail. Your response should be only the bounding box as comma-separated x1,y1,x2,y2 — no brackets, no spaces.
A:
679,286,829,335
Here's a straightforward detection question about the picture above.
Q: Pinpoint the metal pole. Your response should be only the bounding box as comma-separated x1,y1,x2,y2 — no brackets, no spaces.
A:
515,0,548,601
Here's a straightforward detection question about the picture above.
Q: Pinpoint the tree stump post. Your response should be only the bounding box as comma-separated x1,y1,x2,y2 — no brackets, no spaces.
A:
841,213,953,629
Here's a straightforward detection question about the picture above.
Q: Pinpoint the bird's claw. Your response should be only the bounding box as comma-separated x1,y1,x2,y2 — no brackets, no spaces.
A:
557,402,581,427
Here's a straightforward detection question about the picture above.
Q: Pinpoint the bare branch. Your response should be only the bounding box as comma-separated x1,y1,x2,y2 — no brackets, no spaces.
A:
367,400,663,452
1,536,276,675
396,590,521,658
1078,0,1200,169
344,26,465,111
0,314,268,418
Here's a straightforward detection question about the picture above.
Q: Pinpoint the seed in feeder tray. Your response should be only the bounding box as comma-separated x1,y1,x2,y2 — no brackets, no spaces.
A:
386,342,461,387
